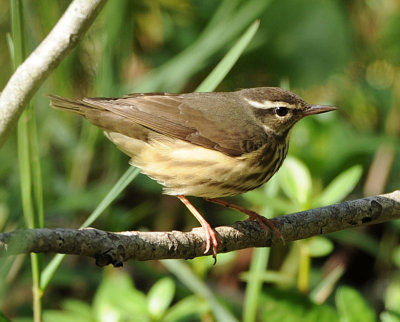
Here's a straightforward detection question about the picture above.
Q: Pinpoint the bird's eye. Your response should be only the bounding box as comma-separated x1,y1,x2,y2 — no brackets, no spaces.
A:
275,106,289,117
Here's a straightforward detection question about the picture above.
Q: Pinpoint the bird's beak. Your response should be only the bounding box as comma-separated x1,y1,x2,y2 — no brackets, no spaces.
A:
303,105,337,116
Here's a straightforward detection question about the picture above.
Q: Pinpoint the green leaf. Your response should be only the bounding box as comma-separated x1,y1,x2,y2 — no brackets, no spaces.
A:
164,295,208,322
380,311,400,322
308,236,334,258
384,278,400,314
336,286,376,322
315,165,362,207
280,156,312,208
43,300,92,322
191,251,237,278
260,287,338,322
93,271,148,322
43,311,89,322
0,311,11,322
162,260,238,322
147,277,176,320
62,299,92,318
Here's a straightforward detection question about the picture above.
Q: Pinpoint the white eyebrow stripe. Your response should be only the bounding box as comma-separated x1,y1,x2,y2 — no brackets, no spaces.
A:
244,97,270,108
243,97,290,109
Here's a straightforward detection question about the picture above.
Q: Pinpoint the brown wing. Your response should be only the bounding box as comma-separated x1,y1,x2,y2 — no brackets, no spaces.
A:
50,92,268,157
82,92,268,157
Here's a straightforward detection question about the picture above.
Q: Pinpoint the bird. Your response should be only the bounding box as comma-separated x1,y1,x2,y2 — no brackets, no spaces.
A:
49,87,336,259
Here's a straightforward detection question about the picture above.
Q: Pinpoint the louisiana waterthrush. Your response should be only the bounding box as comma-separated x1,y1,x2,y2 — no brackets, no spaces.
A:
49,87,336,259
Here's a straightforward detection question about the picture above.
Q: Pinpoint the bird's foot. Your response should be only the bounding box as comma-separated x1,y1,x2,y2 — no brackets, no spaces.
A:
177,195,221,263
204,197,284,244
200,222,222,263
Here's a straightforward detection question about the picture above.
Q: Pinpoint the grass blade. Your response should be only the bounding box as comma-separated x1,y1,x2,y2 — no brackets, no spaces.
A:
243,248,269,322
40,166,141,289
162,260,238,322
196,20,260,93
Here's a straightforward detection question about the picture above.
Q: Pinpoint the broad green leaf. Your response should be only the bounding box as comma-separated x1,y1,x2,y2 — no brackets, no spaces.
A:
315,165,362,207
147,277,176,320
384,278,400,314
43,311,89,322
43,300,92,322
336,286,376,322
192,251,237,278
164,295,208,322
61,299,92,318
93,271,148,322
380,311,400,322
280,156,312,208
260,288,338,322
308,236,334,258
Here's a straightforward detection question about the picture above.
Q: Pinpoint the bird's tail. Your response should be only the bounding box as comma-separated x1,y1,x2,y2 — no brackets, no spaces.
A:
48,95,101,116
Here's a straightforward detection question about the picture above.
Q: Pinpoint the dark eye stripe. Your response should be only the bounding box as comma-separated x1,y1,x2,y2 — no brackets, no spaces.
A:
252,107,303,119
252,108,275,118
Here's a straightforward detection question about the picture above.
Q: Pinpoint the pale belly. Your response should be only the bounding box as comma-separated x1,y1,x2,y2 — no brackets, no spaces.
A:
106,131,288,198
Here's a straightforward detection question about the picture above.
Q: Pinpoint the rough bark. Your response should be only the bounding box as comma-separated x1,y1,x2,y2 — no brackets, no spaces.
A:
1,191,398,266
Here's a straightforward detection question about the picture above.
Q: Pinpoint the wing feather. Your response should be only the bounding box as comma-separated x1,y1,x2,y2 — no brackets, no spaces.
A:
80,92,268,156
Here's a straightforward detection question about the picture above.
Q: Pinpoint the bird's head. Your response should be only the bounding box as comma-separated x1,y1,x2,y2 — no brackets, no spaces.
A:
239,87,337,137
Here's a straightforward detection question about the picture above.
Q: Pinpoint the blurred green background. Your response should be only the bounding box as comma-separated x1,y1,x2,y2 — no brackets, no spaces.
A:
1,0,400,321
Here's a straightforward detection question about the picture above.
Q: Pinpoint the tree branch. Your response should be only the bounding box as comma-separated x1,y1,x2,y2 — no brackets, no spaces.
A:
0,0,107,148
1,190,399,266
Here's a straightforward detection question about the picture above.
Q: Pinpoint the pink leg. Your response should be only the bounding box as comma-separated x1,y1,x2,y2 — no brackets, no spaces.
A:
204,197,284,243
177,195,221,259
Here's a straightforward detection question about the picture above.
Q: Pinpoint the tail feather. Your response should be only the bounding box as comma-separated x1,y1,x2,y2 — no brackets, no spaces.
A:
48,94,109,116
48,94,150,141
48,94,90,116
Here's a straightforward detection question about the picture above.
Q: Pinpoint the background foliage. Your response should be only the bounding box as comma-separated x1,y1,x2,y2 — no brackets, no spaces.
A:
1,0,400,321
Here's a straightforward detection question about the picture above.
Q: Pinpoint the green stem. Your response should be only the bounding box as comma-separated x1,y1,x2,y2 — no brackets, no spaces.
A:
298,241,310,294
243,248,269,322
11,0,43,320
41,166,141,290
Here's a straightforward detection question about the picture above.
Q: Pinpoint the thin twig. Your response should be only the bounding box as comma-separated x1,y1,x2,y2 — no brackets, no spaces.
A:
0,0,107,148
1,190,399,266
